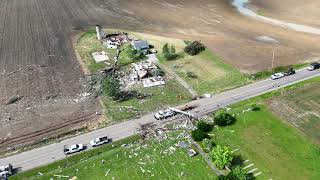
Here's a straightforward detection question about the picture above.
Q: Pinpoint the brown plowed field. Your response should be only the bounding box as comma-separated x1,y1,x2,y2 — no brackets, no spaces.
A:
1,0,320,151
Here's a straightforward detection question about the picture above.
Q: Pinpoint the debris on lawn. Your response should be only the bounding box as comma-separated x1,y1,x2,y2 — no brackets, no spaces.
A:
187,149,198,157
140,167,145,173
53,174,69,178
105,169,110,176
176,141,189,149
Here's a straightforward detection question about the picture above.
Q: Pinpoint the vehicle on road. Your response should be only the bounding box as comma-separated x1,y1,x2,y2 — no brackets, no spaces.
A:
63,144,84,155
284,68,295,76
90,136,111,147
271,72,285,80
154,109,176,120
307,62,320,71
0,164,13,178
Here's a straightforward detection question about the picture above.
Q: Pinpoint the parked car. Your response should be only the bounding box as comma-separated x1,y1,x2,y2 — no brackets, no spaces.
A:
154,109,176,120
271,72,285,80
90,136,111,147
0,164,13,178
307,62,320,71
63,144,84,155
284,68,295,76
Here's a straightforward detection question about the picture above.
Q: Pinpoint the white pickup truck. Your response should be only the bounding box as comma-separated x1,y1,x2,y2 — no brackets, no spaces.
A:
63,144,84,155
154,109,176,120
90,136,110,147
0,164,13,178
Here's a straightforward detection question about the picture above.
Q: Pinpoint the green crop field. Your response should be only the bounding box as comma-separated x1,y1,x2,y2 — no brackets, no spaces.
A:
12,132,216,180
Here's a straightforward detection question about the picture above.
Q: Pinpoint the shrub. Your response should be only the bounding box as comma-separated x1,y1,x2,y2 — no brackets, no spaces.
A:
214,110,236,126
163,43,178,61
164,53,178,61
191,129,207,141
184,41,205,56
210,145,233,170
227,166,249,180
186,71,198,78
197,121,212,132
250,103,260,111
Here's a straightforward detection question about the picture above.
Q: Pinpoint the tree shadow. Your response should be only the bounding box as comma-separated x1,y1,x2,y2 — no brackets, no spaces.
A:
117,90,152,102
231,154,244,167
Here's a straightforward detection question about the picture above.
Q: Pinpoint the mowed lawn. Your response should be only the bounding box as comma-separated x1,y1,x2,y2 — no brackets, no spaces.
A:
268,82,320,143
103,79,192,122
131,32,248,94
213,103,320,180
12,132,216,180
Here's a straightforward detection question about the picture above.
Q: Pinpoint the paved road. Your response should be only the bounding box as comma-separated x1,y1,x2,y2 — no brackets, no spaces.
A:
0,68,319,172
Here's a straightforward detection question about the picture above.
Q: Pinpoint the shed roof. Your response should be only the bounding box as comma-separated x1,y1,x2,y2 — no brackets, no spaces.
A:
132,40,149,50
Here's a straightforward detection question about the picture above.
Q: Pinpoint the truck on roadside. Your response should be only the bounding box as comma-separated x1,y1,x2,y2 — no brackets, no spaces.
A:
307,62,320,71
90,136,111,147
63,144,85,155
154,109,176,120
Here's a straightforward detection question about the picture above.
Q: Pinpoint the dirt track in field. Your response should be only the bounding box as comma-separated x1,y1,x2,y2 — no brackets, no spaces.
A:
1,0,320,151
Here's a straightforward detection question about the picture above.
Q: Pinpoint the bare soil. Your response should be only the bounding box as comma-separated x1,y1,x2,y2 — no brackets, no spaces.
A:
251,0,320,28
1,0,320,151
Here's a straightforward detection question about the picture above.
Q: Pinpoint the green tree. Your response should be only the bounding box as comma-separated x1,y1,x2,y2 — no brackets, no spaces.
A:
210,145,233,170
191,129,207,141
103,76,121,100
214,110,236,126
197,121,212,132
184,41,206,56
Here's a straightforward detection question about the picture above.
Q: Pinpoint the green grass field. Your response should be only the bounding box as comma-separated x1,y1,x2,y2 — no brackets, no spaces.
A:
131,32,248,94
207,77,320,179
12,132,216,180
103,79,192,122
212,104,320,180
